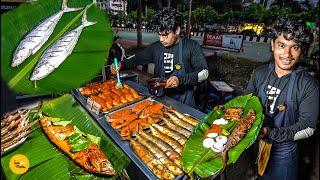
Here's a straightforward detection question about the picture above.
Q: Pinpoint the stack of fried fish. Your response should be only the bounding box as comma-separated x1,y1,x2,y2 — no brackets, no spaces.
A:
79,79,142,112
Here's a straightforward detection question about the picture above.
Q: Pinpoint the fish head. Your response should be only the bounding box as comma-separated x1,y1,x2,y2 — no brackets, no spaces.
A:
11,48,29,67
89,156,115,175
30,64,52,81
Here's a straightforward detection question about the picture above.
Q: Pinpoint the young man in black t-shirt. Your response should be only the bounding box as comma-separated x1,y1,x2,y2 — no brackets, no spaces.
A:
245,16,319,180
111,8,208,107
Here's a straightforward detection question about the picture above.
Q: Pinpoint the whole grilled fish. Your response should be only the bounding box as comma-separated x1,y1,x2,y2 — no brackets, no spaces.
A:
30,5,96,81
135,134,183,176
167,108,199,126
11,0,82,67
152,124,187,146
40,117,115,175
164,111,194,131
149,126,183,154
162,117,191,138
139,131,181,168
130,139,175,179
221,109,256,167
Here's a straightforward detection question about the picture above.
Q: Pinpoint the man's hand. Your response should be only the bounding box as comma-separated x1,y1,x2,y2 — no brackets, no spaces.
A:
110,62,122,75
165,76,179,88
259,127,268,139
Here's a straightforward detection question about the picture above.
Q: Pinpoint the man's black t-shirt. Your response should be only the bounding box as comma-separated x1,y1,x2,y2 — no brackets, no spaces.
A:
245,63,319,142
263,71,290,115
122,37,208,86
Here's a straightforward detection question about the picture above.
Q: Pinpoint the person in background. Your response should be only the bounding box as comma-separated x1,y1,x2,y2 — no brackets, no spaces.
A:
245,16,319,180
110,7,208,107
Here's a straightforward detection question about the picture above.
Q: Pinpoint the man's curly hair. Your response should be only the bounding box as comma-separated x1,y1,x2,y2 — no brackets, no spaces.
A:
150,7,183,34
271,16,313,49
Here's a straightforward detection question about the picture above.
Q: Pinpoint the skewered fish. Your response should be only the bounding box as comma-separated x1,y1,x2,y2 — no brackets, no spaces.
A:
221,109,256,167
164,111,194,131
168,109,199,126
1,114,25,136
150,126,183,154
1,119,38,145
130,139,175,179
11,0,81,67
139,131,181,168
1,109,31,155
135,134,183,175
1,109,29,128
39,117,115,175
1,130,30,154
162,117,192,138
30,5,95,81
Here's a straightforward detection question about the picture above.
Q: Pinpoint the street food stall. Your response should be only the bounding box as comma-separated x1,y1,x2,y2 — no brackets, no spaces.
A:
1,0,264,179
1,78,264,179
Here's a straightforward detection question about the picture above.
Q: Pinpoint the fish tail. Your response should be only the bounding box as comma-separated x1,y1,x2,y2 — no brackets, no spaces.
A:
82,5,97,27
61,0,82,13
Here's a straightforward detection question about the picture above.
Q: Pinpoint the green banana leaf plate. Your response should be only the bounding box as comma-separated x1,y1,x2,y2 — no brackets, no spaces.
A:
1,0,113,95
182,94,264,178
1,94,130,180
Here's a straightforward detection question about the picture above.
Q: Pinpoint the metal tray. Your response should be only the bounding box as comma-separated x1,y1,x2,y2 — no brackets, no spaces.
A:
76,82,149,115
105,98,200,179
72,81,208,180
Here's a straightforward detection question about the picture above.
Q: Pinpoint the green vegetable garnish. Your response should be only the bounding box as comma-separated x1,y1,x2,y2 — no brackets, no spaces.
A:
87,134,101,146
221,129,230,136
71,138,91,152
68,133,82,144
221,120,237,131
73,126,85,136
53,120,71,127
28,111,43,121
47,117,63,122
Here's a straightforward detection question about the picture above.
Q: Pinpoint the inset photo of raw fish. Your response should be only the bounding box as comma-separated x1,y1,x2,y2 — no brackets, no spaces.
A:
11,0,82,67
1,0,114,95
30,5,96,83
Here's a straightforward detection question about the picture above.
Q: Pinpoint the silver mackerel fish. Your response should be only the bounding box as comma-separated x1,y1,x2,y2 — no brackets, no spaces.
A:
30,5,96,81
11,0,82,67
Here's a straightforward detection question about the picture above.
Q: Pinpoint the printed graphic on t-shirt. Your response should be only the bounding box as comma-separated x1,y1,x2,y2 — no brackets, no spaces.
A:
266,85,281,114
163,52,174,73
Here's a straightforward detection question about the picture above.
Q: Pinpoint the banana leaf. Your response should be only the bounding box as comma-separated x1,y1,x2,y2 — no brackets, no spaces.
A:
1,0,113,95
1,94,130,180
182,94,264,178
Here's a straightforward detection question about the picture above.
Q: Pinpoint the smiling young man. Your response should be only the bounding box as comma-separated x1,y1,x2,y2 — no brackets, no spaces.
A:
245,17,319,180
111,8,208,107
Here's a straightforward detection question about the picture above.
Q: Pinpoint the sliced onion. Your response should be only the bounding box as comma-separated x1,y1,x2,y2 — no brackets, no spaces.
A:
212,118,228,125
211,146,221,153
216,135,228,144
207,133,218,138
212,141,225,152
203,138,215,148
